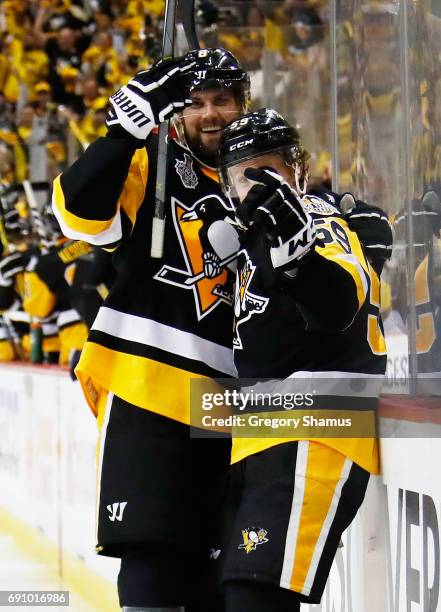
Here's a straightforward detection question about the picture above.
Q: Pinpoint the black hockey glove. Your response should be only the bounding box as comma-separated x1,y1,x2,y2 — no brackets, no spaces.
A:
240,168,316,271
106,56,196,142
342,193,393,275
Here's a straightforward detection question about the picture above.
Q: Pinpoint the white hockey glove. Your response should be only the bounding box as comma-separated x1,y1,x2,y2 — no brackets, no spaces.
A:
106,56,196,141
239,168,316,271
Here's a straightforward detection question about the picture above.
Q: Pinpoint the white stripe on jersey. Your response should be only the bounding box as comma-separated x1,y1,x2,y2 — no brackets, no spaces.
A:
57,308,81,328
92,306,236,376
280,440,309,588
95,391,114,543
52,196,123,246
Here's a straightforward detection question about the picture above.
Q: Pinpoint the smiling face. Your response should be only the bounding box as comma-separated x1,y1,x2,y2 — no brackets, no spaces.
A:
180,87,242,167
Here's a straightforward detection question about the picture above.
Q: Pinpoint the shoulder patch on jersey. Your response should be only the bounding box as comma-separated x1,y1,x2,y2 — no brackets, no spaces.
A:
175,153,199,189
302,194,339,216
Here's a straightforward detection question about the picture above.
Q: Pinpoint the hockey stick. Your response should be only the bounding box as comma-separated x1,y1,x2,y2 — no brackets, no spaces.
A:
177,0,199,50
150,0,179,259
151,0,199,258
155,251,237,286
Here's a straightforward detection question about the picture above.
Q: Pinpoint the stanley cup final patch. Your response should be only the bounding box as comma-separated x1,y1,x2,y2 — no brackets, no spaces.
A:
175,153,199,189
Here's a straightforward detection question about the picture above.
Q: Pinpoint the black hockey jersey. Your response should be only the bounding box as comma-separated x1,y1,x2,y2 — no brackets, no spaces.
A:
52,135,239,422
231,191,387,473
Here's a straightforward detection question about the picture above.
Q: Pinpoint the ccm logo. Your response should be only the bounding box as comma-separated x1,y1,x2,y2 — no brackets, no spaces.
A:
229,139,253,151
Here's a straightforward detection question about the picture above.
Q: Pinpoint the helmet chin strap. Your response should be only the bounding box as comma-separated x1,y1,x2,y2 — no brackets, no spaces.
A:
294,165,309,196
172,117,219,171
174,138,218,171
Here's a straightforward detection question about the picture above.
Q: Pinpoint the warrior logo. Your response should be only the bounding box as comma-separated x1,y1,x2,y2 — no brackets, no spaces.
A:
239,527,269,554
154,196,239,320
175,153,199,189
233,251,269,350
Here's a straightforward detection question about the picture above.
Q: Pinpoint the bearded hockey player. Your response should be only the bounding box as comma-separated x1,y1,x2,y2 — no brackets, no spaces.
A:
216,109,390,611
51,48,249,611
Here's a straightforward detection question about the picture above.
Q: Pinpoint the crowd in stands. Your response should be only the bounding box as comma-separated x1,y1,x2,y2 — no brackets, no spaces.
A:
0,0,330,374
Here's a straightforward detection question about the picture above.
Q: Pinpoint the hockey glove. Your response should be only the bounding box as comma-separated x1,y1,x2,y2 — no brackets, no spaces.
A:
240,168,316,271
343,193,393,274
106,56,196,141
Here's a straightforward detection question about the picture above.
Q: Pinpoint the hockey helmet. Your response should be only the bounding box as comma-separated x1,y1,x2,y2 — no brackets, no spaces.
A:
183,47,250,110
173,48,250,166
218,108,309,208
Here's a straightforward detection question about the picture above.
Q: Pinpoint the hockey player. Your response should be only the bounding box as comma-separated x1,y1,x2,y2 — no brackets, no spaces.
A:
52,48,250,612
216,108,389,611
51,49,392,610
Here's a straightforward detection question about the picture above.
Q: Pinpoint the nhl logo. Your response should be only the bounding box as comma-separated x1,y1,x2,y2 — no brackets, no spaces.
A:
175,154,199,189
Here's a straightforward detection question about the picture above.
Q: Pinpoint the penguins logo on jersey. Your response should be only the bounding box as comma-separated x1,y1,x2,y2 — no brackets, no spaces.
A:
233,251,269,349
175,153,199,189
154,195,239,320
238,527,269,554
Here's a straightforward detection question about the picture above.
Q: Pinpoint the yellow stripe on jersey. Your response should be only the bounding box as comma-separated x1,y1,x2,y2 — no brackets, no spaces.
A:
231,436,379,475
42,334,60,354
52,148,148,245
75,341,210,424
22,271,57,319
52,175,119,242
58,321,88,365
0,339,15,361
57,240,93,264
200,165,219,182
315,218,369,313
119,147,149,228
280,442,351,596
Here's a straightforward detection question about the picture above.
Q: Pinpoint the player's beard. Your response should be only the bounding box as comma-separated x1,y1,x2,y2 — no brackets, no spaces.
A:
184,127,222,168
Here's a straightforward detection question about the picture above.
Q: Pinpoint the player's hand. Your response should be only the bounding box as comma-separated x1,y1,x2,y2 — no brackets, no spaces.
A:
240,168,316,270
343,194,393,273
106,56,196,141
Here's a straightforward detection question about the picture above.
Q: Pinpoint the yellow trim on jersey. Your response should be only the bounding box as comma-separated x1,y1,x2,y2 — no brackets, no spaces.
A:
43,334,60,354
21,333,31,358
0,339,15,361
52,148,148,242
53,175,117,238
75,341,209,424
57,240,93,264
119,146,149,228
22,272,57,319
59,322,88,365
231,436,379,475
200,165,219,182
315,218,369,312
279,442,353,595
